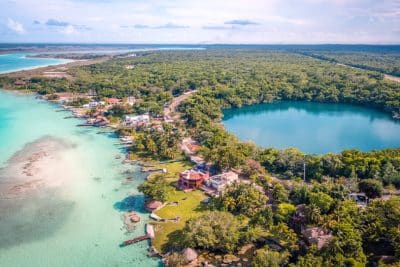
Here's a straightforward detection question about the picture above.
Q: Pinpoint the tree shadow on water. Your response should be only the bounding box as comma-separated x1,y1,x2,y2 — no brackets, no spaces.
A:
113,195,146,212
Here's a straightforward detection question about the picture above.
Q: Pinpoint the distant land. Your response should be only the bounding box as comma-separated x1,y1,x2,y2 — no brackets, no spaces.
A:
1,43,400,54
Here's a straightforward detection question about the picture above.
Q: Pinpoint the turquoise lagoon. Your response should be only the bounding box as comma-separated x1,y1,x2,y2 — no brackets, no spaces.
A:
222,101,400,154
0,59,160,266
0,53,72,74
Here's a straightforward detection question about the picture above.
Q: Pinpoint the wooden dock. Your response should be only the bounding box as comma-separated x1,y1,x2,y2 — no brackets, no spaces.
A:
120,234,150,247
120,224,155,247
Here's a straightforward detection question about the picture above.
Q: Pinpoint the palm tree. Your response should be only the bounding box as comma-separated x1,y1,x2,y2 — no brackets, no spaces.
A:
305,204,322,225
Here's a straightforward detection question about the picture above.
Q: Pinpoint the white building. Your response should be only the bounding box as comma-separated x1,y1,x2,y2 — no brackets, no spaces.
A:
124,114,150,126
83,101,104,109
206,171,239,191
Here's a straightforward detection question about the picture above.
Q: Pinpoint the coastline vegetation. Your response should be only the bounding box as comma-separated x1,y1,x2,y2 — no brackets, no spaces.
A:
1,48,400,266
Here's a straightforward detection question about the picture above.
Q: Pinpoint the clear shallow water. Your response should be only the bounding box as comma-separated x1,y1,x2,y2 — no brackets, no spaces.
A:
222,101,400,154
0,64,159,265
0,91,160,267
0,54,72,74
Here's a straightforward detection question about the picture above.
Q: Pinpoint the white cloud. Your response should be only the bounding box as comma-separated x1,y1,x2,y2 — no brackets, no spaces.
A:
1,0,399,43
61,25,76,34
6,18,25,34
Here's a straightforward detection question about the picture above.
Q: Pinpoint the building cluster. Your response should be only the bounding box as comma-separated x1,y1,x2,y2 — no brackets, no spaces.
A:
177,166,239,195
49,93,155,129
177,137,240,194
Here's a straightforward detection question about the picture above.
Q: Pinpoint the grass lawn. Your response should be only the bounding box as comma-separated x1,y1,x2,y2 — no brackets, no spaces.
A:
146,160,208,253
147,160,193,181
152,189,208,253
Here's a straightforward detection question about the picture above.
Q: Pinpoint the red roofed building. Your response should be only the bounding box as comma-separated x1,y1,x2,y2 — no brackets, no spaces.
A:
178,169,209,190
105,98,121,105
14,80,26,86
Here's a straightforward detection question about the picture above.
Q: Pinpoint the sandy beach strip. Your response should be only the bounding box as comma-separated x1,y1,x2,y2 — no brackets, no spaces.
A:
0,57,108,80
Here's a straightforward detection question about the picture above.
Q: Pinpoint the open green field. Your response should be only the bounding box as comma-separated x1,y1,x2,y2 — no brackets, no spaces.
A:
145,161,208,252
152,190,207,253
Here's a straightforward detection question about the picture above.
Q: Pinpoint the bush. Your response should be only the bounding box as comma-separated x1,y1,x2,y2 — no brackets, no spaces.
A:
358,179,383,199
309,191,334,213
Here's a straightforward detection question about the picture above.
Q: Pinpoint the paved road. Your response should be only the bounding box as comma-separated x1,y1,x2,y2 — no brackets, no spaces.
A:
164,90,198,120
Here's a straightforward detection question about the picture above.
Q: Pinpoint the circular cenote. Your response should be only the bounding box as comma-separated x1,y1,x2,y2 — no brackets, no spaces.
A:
222,101,400,154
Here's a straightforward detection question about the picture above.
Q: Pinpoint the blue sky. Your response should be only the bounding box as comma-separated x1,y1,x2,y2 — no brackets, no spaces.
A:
0,0,399,44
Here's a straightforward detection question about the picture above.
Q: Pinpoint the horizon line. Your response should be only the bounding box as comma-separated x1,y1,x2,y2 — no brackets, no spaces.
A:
1,42,400,46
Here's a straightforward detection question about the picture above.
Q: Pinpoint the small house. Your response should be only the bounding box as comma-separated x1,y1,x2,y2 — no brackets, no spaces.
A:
14,80,26,86
178,169,209,190
124,114,150,126
206,171,239,191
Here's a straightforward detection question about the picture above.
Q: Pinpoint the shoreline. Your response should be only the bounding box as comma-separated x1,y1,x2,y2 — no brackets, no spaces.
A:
0,57,108,79
0,87,160,260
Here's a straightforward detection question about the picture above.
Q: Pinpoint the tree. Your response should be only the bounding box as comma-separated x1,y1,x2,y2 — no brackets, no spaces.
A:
182,211,243,253
138,174,171,202
358,179,383,199
323,221,366,265
382,162,400,188
242,159,266,180
165,252,186,267
290,183,311,205
309,192,334,214
363,197,400,260
202,141,249,171
269,223,299,252
275,203,296,223
304,204,322,225
293,246,324,267
212,183,268,218
329,199,362,226
252,249,290,267
130,125,181,160
250,207,274,228
271,182,289,204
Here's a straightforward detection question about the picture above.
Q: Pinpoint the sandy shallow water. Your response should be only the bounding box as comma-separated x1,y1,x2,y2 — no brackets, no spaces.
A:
0,91,160,267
